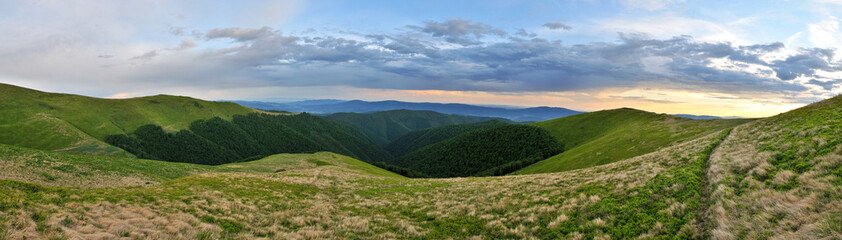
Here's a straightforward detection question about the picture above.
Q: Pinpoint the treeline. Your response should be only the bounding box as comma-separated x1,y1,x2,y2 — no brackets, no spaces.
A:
389,125,564,178
327,110,501,146
370,162,429,178
385,120,510,157
106,113,391,165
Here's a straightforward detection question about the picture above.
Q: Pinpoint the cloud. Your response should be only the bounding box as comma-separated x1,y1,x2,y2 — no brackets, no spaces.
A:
168,25,186,36
808,79,838,90
543,22,572,30
149,26,833,96
594,14,745,44
205,27,277,42
770,48,838,80
130,50,158,61
408,19,506,46
807,17,841,49
173,38,198,50
514,28,537,37
611,95,683,103
1,14,840,106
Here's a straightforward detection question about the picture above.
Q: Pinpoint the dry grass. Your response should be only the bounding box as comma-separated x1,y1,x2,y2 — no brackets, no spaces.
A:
0,133,720,239
0,153,160,188
706,122,842,239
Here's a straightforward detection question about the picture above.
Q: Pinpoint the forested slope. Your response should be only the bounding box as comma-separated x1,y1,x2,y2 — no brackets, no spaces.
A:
106,113,392,165
390,125,563,177
327,110,501,146
385,120,510,157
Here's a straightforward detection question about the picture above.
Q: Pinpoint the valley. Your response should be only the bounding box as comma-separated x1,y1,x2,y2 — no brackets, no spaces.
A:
1,84,841,239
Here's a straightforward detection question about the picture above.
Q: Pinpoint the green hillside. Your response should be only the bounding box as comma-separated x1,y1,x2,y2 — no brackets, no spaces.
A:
0,127,727,239
5,85,842,239
0,143,400,189
385,120,510,157
390,125,563,177
107,113,393,165
516,108,752,174
705,95,842,238
327,109,501,146
0,84,257,156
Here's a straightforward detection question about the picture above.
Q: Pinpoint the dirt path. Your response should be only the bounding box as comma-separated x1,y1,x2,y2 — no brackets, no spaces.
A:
697,128,734,238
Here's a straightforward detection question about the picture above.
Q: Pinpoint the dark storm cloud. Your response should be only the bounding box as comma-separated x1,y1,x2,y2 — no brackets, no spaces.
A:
169,21,839,95
543,22,572,30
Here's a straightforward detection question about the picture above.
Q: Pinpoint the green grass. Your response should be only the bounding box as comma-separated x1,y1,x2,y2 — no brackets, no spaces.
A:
703,95,842,238
515,108,751,174
217,152,404,178
0,132,717,239
0,83,257,156
0,143,402,187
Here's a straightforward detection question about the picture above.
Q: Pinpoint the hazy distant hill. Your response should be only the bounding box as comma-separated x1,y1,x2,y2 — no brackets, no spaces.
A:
234,99,583,122
672,114,722,119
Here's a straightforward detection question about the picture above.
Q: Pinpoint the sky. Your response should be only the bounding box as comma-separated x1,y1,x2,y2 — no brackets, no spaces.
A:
2,0,842,117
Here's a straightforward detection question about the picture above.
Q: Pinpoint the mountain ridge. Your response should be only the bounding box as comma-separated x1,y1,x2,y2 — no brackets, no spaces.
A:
0,83,258,156
234,99,583,122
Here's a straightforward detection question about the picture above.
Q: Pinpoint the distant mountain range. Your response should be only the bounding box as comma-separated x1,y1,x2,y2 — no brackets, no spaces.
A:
673,114,722,119
233,99,584,122
233,99,731,121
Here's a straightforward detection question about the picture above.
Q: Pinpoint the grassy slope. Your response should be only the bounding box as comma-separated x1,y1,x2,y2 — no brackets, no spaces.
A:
0,83,256,156
0,143,401,189
516,108,752,174
327,109,500,146
384,120,510,157
0,129,725,239
706,96,842,238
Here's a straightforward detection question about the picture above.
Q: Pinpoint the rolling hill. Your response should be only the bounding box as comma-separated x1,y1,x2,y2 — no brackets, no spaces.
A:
0,126,729,239
0,83,257,156
389,125,564,177
704,95,842,238
385,120,510,157
235,99,583,122
5,85,842,239
515,108,752,174
326,110,501,146
106,113,392,165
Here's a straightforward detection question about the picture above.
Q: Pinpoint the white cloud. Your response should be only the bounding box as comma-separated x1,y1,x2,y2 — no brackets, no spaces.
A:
807,17,841,49
594,14,747,44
